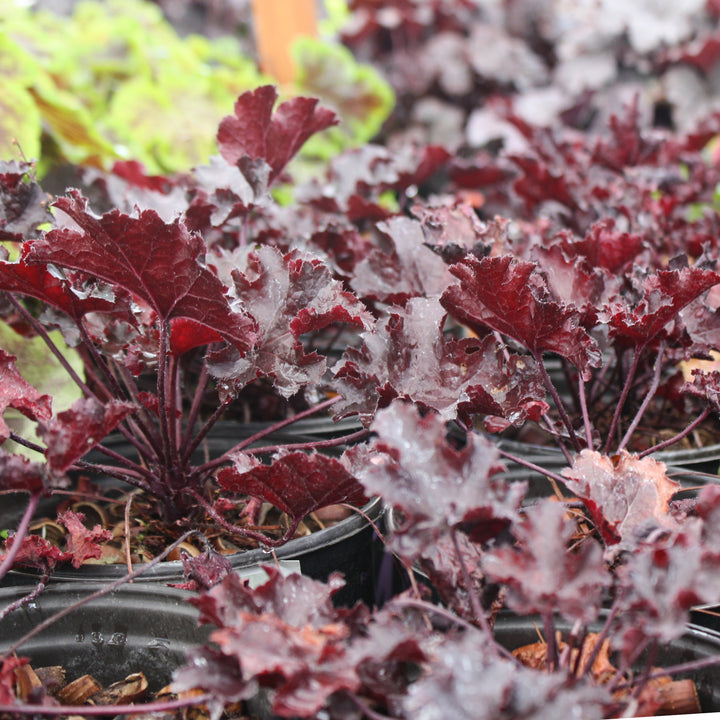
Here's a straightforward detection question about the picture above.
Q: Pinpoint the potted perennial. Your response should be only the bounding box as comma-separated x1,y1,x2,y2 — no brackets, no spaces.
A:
0,85,384,604
166,398,720,719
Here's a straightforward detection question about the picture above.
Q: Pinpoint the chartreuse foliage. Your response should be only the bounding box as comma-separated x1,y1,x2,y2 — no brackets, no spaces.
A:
0,0,393,176
0,0,267,174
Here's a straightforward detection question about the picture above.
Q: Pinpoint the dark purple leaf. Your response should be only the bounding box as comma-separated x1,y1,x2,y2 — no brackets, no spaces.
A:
209,246,373,398
416,532,487,622
608,266,720,347
0,244,129,321
402,630,612,720
174,548,233,592
332,297,548,426
591,100,663,171
217,450,366,528
217,86,338,185
28,192,257,354
613,532,720,655
350,216,452,304
441,255,601,377
482,499,610,623
0,348,52,442
348,401,524,561
37,397,135,473
190,566,345,630
179,569,359,718
567,219,645,275
414,204,505,263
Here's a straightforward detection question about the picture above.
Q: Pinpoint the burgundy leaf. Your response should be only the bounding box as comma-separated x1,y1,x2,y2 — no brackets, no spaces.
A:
561,450,681,546
0,450,46,492
217,450,366,527
190,566,344,630
178,569,358,718
37,397,135,473
332,297,548,426
217,86,338,185
172,546,234,591
416,532,487,622
169,318,223,356
209,246,373,398
0,348,52,442
28,192,257,353
608,266,720,347
348,401,524,561
0,244,128,321
0,161,53,242
58,509,113,568
441,255,601,377
567,219,644,275
1,533,67,571
613,531,720,654
414,204,505,263
403,631,613,720
591,100,663,171
482,499,610,623
350,216,452,304
531,242,608,315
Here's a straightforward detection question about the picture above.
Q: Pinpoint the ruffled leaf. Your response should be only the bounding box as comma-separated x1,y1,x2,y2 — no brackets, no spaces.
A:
217,85,338,185
561,449,681,547
28,192,257,354
441,255,601,378
37,396,135,473
0,349,52,442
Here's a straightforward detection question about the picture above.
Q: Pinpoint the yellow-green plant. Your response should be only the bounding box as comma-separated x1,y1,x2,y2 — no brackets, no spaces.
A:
0,0,393,177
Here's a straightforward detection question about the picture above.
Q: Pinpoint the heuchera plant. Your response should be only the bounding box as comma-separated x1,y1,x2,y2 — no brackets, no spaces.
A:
5,70,720,718
0,86,376,580
170,401,720,719
168,104,720,718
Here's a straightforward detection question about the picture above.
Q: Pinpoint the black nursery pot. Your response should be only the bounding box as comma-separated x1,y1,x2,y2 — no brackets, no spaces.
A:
0,583,209,694
1,419,385,608
1,497,385,607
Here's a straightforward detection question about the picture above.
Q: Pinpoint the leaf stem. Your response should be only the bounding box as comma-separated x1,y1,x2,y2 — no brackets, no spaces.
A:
6,295,93,397
495,448,570,487
0,490,41,582
537,354,581,452
156,319,172,472
0,693,213,717
542,612,559,670
181,360,211,451
577,376,594,449
604,346,642,454
450,528,493,637
245,428,370,457
617,342,665,453
638,407,711,458
196,395,343,474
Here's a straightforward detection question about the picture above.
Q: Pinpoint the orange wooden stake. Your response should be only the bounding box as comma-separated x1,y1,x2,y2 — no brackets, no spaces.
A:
251,0,318,84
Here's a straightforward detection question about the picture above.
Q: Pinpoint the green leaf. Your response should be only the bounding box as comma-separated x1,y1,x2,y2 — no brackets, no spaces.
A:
292,37,394,159
0,33,42,162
